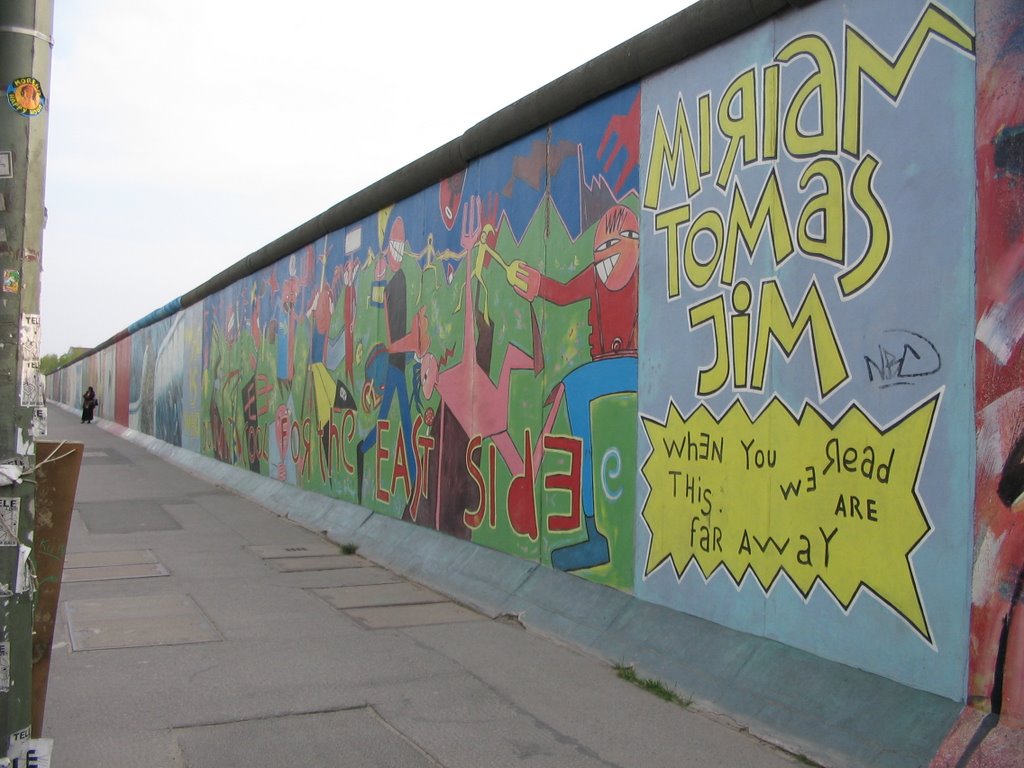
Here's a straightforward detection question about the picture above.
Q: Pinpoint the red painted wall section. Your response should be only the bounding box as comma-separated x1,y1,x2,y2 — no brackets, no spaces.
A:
972,0,1024,727
115,337,131,427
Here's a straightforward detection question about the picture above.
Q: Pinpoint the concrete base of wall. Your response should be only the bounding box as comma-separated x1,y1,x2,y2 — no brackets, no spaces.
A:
93,413,964,768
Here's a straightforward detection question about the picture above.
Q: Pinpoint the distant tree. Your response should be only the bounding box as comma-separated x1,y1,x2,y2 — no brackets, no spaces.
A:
39,353,59,375
39,347,89,374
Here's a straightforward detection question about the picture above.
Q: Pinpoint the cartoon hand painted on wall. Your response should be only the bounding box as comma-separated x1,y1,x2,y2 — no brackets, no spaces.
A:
412,306,430,358
508,260,541,301
389,305,431,359
597,91,641,195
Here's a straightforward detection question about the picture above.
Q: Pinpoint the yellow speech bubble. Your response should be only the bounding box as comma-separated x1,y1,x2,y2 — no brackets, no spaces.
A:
641,395,938,641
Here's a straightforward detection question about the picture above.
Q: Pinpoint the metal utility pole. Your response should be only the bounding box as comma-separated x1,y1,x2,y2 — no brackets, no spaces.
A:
0,0,53,761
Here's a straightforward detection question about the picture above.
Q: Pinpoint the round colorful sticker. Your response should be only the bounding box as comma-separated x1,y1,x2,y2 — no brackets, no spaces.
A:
6,77,46,117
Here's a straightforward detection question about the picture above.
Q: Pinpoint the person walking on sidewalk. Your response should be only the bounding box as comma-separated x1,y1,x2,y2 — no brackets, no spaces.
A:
81,386,98,424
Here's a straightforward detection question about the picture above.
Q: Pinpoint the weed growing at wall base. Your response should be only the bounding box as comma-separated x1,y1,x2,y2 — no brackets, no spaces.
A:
613,663,691,708
795,754,823,767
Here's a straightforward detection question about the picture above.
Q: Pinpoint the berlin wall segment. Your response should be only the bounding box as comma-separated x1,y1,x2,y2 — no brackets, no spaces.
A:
48,0,1024,731
639,0,975,701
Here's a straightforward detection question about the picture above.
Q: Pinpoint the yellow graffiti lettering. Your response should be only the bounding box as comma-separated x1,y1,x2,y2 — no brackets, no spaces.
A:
750,278,848,399
698,93,713,176
683,209,725,289
688,293,729,396
715,68,758,189
730,282,752,389
645,4,973,215
689,279,847,399
644,99,703,210
776,34,839,158
842,3,975,157
654,204,691,299
838,154,890,296
663,156,887,295
723,168,794,284
797,157,846,264
641,395,938,640
761,64,780,160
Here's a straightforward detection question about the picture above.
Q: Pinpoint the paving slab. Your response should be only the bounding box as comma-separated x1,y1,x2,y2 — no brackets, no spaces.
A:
80,447,132,465
246,542,342,559
76,500,184,533
63,550,158,568
314,581,447,610
61,562,169,582
64,594,222,651
302,565,410,587
264,554,369,572
344,602,488,629
269,566,404,589
175,708,436,768
48,730,181,768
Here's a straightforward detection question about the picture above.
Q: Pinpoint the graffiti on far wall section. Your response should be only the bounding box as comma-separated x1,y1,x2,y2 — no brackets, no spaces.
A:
198,87,643,590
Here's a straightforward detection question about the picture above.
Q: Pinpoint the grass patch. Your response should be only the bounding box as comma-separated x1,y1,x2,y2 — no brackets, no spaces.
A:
614,664,690,708
794,755,823,767
340,543,359,555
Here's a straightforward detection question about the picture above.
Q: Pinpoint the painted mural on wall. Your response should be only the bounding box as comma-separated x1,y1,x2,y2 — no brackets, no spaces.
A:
151,305,203,450
971,0,1024,726
85,354,100,419
130,318,169,437
98,346,116,423
65,362,82,420
115,336,130,427
182,304,204,452
637,0,975,698
48,0,1024,712
198,88,642,589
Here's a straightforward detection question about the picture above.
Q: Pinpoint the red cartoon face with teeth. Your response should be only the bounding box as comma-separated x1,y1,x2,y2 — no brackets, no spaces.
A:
593,205,639,291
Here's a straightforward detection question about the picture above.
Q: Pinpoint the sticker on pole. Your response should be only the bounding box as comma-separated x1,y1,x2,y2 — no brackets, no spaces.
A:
3,270,20,294
6,77,46,116
20,315,40,362
6,731,51,767
0,642,9,692
0,499,19,546
30,407,46,438
20,361,43,407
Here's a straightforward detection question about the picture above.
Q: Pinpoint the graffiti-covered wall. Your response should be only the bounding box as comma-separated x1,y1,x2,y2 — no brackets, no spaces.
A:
197,87,642,587
46,0,1024,716
638,0,975,700
971,0,1024,726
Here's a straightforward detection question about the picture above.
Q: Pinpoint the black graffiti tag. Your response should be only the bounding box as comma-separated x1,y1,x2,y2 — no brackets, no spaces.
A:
864,329,941,388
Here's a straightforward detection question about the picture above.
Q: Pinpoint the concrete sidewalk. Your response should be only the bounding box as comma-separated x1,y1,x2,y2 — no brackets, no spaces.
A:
41,406,800,768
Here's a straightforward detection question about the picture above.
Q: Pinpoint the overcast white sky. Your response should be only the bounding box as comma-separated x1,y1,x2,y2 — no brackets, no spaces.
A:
39,0,696,356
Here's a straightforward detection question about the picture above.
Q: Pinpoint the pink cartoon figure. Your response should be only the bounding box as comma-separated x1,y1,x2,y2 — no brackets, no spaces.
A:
418,196,543,476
